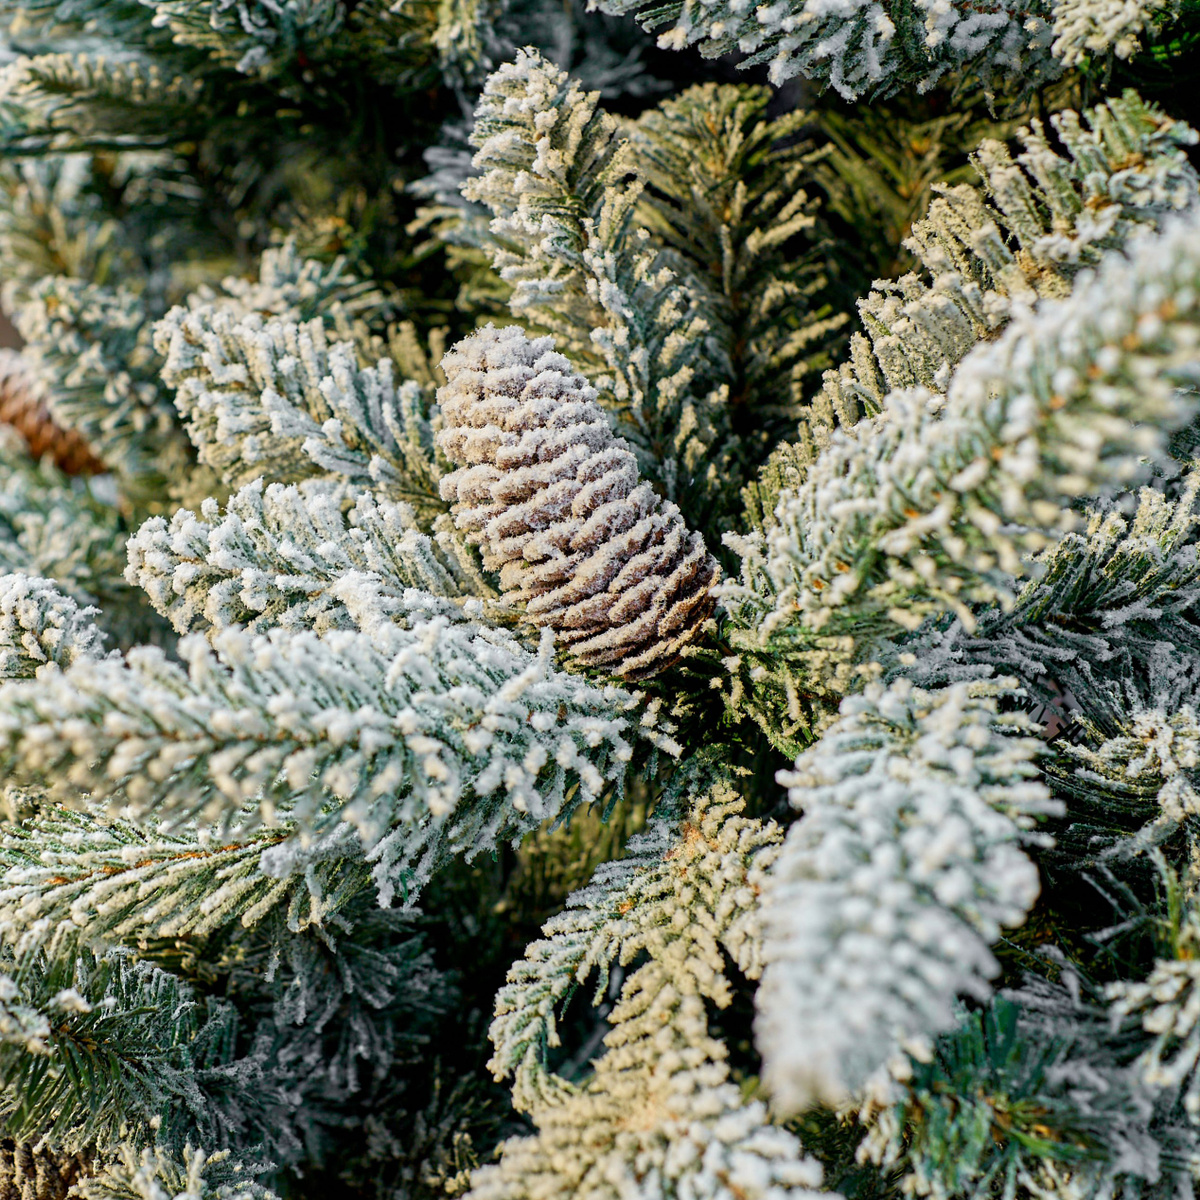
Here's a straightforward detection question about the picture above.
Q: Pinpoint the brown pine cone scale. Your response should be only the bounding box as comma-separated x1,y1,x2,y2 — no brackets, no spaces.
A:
0,351,104,476
436,325,718,680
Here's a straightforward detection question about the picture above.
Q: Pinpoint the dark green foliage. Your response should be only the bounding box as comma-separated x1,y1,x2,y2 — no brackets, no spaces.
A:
863,981,1194,1200
0,947,241,1155
629,84,848,493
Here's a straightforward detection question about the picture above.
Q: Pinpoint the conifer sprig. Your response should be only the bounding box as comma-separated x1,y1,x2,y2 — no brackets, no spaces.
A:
722,208,1200,753
756,680,1057,1112
475,769,827,1200
126,480,492,638
460,49,725,519
0,615,673,903
799,91,1200,467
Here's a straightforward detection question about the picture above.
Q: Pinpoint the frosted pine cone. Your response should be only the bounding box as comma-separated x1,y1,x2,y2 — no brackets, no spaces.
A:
0,351,102,476
436,326,718,679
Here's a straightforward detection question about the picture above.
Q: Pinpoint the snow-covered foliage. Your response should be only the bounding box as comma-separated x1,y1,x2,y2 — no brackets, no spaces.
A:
1051,0,1181,64
474,766,830,1199
73,1145,278,1200
1109,922,1200,1126
591,0,1057,97
126,479,491,637
8,272,190,485
722,208,1200,753
627,84,846,468
437,325,718,679
1058,706,1200,856
0,348,103,474
0,946,242,1154
802,91,1199,461
0,431,150,647
0,0,1196,1192
894,475,1200,736
859,969,1199,1200
0,574,108,679
0,804,369,958
592,0,1181,97
0,614,674,903
756,680,1058,1111
153,307,445,514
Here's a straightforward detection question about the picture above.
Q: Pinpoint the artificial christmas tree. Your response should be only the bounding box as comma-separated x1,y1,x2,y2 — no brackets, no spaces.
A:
0,1,1198,1198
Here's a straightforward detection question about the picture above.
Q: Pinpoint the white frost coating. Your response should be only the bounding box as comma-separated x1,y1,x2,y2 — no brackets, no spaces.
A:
723,208,1200,662
0,805,367,960
756,679,1058,1113
0,573,108,679
1051,0,1178,64
488,776,779,1112
590,0,1057,98
199,238,382,323
0,347,101,474
1108,918,1200,1123
0,614,678,904
437,325,718,679
143,0,347,77
152,304,443,510
73,1143,277,1200
814,94,1198,434
1063,706,1200,854
126,478,492,636
0,431,128,611
472,778,833,1200
0,973,51,1055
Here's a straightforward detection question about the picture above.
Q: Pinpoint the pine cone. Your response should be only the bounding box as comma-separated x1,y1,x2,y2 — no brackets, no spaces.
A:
0,351,103,476
0,1142,90,1200
436,325,718,679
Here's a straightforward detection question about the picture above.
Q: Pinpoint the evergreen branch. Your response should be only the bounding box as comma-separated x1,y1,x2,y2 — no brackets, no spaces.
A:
462,50,724,519
627,83,847,495
0,947,238,1155
216,896,458,1153
721,208,1200,754
0,157,129,299
0,615,677,903
589,0,1058,98
0,432,134,618
1054,707,1200,858
0,806,370,960
860,970,1197,1199
897,477,1200,737
205,239,389,327
756,679,1058,1113
1107,904,1200,1125
761,89,1200,518
489,764,777,1112
141,0,490,91
1052,0,1182,63
153,306,446,515
0,53,206,145
10,275,192,486
126,478,493,638
0,574,108,680
74,1144,277,1200
474,768,826,1200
